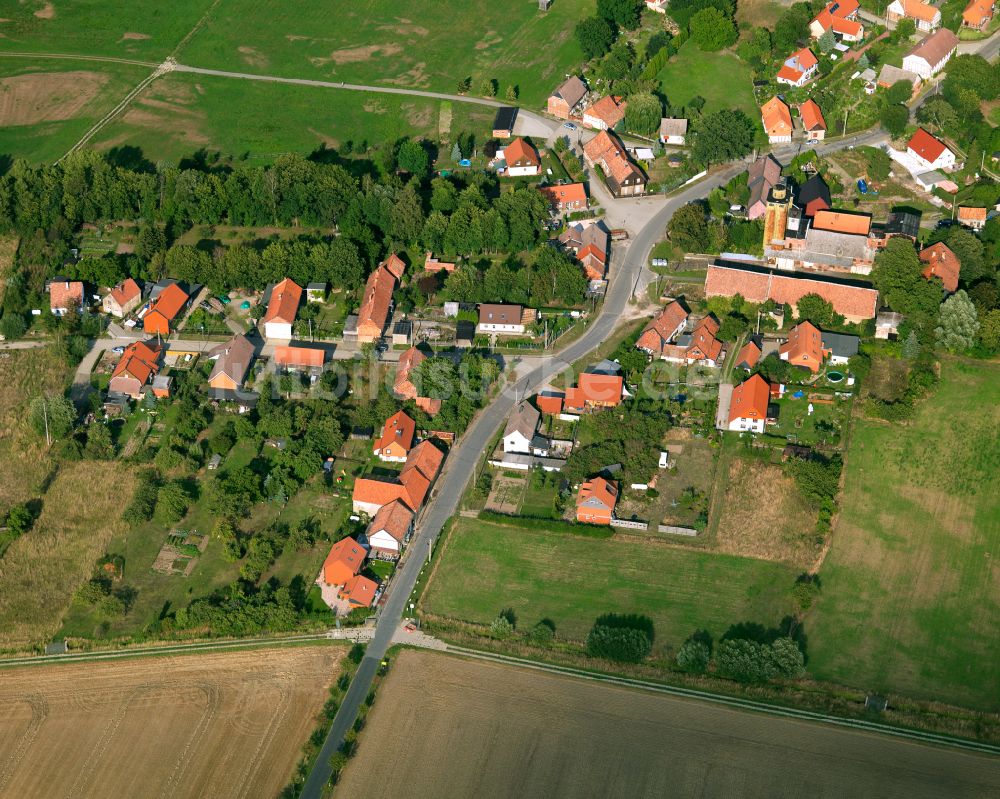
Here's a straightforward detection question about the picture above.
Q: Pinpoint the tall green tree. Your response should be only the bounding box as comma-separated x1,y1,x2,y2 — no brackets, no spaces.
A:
597,0,643,29
623,92,662,136
668,203,710,253
935,290,980,352
692,109,755,165
689,7,738,51
575,16,616,59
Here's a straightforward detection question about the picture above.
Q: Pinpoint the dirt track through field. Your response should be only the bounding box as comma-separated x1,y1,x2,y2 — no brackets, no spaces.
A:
335,650,1000,799
0,646,341,798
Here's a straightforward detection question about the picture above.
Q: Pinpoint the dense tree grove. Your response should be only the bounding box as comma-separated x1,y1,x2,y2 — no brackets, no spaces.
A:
0,147,568,336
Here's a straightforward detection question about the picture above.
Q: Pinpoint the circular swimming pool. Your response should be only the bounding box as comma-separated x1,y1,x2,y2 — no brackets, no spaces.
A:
827,371,845,383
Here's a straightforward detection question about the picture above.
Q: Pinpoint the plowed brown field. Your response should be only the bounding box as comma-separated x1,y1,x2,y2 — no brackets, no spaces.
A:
335,650,1000,799
0,646,341,798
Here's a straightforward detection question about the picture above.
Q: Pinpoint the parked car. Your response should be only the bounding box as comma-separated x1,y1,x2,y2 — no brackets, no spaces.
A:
111,346,125,354
563,122,576,130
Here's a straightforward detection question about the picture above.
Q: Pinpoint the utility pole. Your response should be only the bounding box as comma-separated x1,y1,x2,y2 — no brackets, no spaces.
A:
43,398,50,447
843,108,849,138
427,538,432,564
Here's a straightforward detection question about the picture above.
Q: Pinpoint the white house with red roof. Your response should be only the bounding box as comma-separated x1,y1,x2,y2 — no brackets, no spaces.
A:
728,374,773,434
907,128,955,172
776,48,818,87
810,0,864,42
49,279,84,316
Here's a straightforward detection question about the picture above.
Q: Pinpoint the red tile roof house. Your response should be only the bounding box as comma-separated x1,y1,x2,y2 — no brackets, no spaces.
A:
760,97,793,145
365,499,415,560
582,130,647,198
957,206,988,232
352,439,444,516
582,95,626,131
394,346,442,416
779,320,825,373
776,48,818,87
734,338,763,370
576,476,618,525
705,262,879,323
907,128,956,172
963,0,994,30
547,75,587,119
502,137,541,177
102,278,141,318
338,574,378,608
49,279,84,316
109,340,161,399
919,241,961,293
424,253,456,273
564,368,625,413
539,183,588,213
273,345,325,371
799,99,827,142
727,373,773,433
322,536,367,586
888,0,941,31
809,0,864,42
578,244,607,280
357,254,405,343
636,300,689,358
373,410,416,463
262,277,302,340
658,316,724,366
142,282,189,336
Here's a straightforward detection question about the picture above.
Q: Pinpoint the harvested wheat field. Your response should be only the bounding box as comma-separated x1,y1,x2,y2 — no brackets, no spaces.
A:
0,645,341,798
336,650,1000,799
0,461,136,649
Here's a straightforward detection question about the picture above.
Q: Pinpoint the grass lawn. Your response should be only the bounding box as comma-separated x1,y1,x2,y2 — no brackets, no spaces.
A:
179,0,588,107
713,454,820,568
656,44,757,119
766,390,851,449
0,348,74,510
0,461,137,650
422,518,799,655
809,359,1000,709
0,0,211,60
92,72,451,164
0,57,153,163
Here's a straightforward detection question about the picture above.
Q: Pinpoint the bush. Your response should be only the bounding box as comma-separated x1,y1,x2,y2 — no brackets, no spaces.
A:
490,615,515,639
770,637,806,679
348,642,366,663
676,639,710,673
526,621,555,646
714,638,776,683
586,613,654,662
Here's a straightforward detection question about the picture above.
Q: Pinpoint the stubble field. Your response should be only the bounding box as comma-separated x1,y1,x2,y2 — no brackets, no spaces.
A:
0,645,341,798
335,650,1000,799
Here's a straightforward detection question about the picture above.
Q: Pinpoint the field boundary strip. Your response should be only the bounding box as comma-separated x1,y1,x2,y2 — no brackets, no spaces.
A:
0,631,349,670
441,645,1000,756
